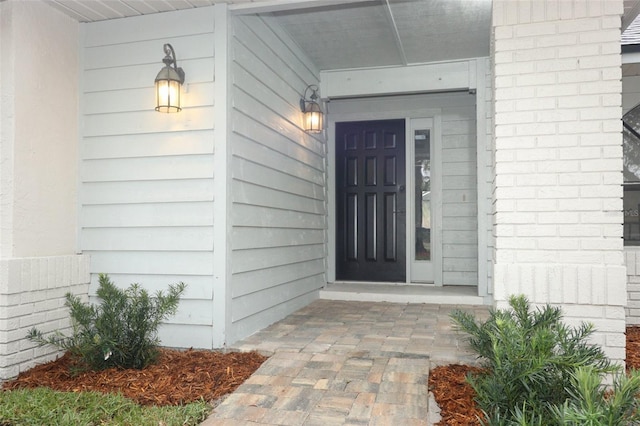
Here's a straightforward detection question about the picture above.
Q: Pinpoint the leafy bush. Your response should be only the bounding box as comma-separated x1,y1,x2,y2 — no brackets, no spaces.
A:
28,273,186,371
550,366,640,426
450,295,617,425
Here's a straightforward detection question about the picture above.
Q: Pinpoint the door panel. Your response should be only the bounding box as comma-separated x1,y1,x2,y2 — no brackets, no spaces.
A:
336,119,406,282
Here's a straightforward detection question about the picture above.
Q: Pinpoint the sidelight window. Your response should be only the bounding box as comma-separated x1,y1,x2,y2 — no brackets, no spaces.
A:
414,129,431,261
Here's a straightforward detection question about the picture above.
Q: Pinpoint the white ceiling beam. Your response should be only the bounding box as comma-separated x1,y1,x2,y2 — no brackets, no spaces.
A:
320,60,474,99
383,0,407,66
229,0,377,14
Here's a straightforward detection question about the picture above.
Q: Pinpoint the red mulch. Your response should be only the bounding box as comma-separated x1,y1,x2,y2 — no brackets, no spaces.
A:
2,348,267,406
429,364,486,425
626,326,640,371
428,326,640,425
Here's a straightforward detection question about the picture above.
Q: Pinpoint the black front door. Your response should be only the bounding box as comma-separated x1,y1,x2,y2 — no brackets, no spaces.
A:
335,119,406,282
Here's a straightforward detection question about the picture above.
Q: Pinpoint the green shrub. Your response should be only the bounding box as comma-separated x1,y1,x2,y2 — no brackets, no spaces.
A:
450,295,616,425
550,366,640,426
28,273,186,371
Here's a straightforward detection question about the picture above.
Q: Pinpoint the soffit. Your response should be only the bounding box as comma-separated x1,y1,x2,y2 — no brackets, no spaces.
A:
47,0,491,71
46,0,639,72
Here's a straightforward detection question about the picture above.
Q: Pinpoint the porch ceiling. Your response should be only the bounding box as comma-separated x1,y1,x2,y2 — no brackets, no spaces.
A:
46,0,640,72
48,0,493,71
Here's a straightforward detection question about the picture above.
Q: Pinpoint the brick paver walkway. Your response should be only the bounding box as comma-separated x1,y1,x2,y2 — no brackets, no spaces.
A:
201,299,488,426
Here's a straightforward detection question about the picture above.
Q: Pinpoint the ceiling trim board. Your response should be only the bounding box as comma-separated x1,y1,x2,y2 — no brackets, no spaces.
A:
320,60,477,99
229,0,377,14
383,0,407,66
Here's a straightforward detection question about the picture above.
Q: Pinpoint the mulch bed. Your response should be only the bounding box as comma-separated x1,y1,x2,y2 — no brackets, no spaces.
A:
4,326,640,421
428,326,640,425
626,326,640,370
2,349,267,406
429,364,486,425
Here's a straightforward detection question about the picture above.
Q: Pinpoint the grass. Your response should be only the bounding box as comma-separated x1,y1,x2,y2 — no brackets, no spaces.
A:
0,387,212,426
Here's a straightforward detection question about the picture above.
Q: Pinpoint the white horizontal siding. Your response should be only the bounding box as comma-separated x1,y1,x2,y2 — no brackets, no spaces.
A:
86,271,215,349
232,260,325,299
81,227,214,251
81,180,214,204
83,108,215,137
83,82,215,115
232,155,323,199
83,8,214,47
232,275,322,320
90,273,214,300
81,203,214,227
80,7,217,348
84,59,214,93
229,292,317,345
232,204,325,229
233,245,326,274
233,136,324,185
82,155,214,182
83,130,215,159
159,323,213,349
84,34,214,70
232,114,324,169
441,98,478,285
88,251,214,276
231,228,325,250
232,181,325,215
228,14,325,343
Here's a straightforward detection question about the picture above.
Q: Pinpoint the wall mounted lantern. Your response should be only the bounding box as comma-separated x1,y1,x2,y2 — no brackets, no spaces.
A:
155,43,185,113
300,85,323,133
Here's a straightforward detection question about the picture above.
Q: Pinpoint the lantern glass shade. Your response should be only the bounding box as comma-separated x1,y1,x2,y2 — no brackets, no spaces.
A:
155,65,182,113
304,101,323,133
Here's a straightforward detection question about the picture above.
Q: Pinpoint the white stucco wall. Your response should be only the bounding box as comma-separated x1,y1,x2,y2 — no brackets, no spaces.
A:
0,1,15,259
1,0,78,258
0,0,89,382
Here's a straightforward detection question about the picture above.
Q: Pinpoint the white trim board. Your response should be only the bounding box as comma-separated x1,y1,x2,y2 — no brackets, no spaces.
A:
229,0,374,14
320,59,482,99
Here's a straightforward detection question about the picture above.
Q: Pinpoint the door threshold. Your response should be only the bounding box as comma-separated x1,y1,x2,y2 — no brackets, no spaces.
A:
320,282,487,305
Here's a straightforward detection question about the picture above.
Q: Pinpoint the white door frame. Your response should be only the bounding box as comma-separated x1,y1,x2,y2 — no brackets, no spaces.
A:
406,117,443,285
322,58,490,296
326,95,442,284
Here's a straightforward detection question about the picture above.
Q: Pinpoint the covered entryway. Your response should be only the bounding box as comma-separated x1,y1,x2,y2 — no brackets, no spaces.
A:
4,0,632,373
325,86,490,302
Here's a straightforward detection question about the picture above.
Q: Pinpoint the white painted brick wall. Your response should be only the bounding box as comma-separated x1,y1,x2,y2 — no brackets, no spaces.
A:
492,0,625,364
0,255,90,381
